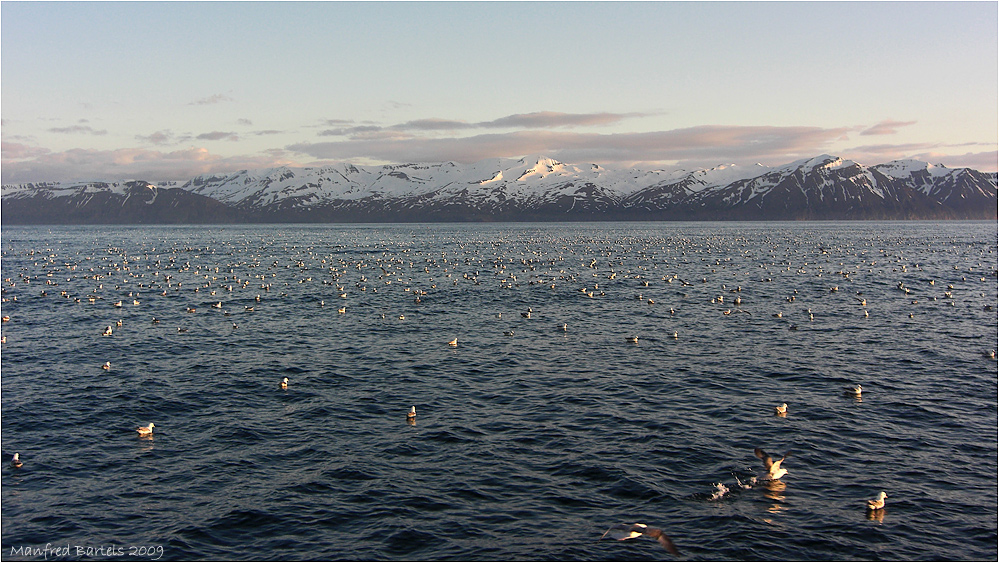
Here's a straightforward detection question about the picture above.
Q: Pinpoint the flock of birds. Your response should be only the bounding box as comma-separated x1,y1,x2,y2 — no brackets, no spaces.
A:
2,230,996,557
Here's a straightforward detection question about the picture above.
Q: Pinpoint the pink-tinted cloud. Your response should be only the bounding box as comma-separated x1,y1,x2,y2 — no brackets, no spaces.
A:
1,146,304,184
909,150,997,171
1,142,52,161
839,141,998,171
860,119,917,136
288,125,853,168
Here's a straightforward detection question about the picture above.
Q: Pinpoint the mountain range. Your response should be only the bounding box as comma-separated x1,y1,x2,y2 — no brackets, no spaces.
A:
2,154,996,223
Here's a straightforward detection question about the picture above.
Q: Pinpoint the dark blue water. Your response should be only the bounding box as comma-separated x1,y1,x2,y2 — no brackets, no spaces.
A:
2,222,996,561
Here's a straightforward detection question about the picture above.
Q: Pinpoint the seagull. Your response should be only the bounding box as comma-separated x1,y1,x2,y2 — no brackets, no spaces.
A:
447,338,458,347
136,423,155,436
846,384,863,395
754,447,790,480
504,330,515,336
102,361,111,371
775,403,787,416
280,377,288,389
102,325,113,336
407,406,416,419
600,523,680,556
626,336,639,343
11,453,23,469
867,491,887,511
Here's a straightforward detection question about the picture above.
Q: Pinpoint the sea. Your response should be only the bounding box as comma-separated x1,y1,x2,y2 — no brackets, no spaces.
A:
1,221,996,562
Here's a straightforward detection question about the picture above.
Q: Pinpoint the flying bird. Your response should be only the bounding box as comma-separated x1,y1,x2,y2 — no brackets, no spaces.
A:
600,523,680,556
754,447,790,480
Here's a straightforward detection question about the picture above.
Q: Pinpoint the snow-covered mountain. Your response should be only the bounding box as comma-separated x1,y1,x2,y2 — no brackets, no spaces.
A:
2,155,996,223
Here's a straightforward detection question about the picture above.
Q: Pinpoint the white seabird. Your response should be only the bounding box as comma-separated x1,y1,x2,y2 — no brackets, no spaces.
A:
281,377,288,389
846,384,863,395
866,491,887,511
447,338,458,347
774,403,787,416
11,453,23,469
600,523,680,556
754,447,790,480
407,406,416,419
136,423,155,436
102,361,111,371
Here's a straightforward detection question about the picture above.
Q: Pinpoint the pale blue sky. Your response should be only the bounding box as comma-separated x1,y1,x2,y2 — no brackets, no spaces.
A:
2,1,996,183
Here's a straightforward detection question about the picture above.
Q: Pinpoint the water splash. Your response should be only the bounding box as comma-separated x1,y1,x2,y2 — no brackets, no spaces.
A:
709,482,730,501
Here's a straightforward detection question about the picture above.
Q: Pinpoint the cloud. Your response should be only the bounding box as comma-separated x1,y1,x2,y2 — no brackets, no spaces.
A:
288,125,854,168
196,131,240,142
319,125,385,137
48,125,108,135
2,142,52,161
237,118,253,126
136,130,176,146
189,94,234,106
1,145,304,184
910,150,997,171
860,119,917,136
392,118,472,131
316,112,650,138
482,111,647,129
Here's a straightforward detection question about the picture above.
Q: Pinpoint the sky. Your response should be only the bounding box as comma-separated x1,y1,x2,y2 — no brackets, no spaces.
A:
2,1,996,184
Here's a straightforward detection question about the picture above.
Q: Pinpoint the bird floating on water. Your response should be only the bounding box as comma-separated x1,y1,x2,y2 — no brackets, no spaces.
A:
846,384,863,395
11,453,23,469
600,523,680,556
281,377,288,389
754,447,790,480
102,361,111,371
447,338,458,347
136,423,155,436
866,491,887,511
626,336,639,343
774,403,787,416
407,406,416,419
102,325,113,336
